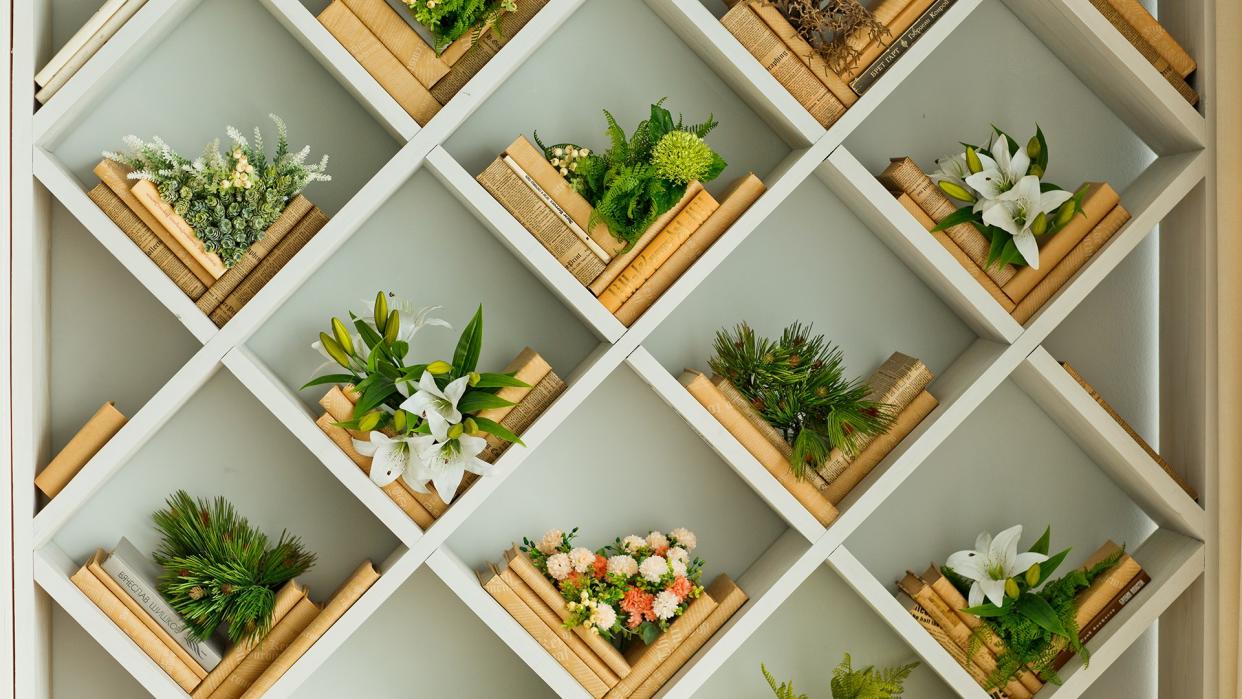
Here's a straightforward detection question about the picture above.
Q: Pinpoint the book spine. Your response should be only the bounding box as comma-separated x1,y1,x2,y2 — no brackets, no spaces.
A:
835,0,909,58
191,581,306,698
721,4,851,126
713,377,829,490
478,158,606,286
209,207,330,327
898,591,1011,698
480,368,566,464
823,391,937,504
848,0,950,93
1051,570,1150,671
606,585,720,698
614,173,765,326
1105,0,1195,77
1010,205,1130,324
429,0,548,103
317,0,442,124
87,184,208,300
34,401,127,499
34,0,128,85
744,2,858,109
502,155,611,262
71,553,200,692
1002,183,1119,303
130,179,226,280
206,597,320,699
240,562,380,698
34,0,147,103
195,195,313,316
1088,0,1198,105
339,0,449,88
590,181,705,296
476,348,552,423
505,134,621,256
598,191,720,312
481,565,609,699
680,370,838,526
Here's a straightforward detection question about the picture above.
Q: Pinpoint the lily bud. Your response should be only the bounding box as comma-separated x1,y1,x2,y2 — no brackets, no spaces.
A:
392,410,407,433
1026,563,1041,587
469,371,481,386
427,360,452,375
464,417,479,435
319,333,351,369
1005,578,1021,599
1028,163,1044,178
1027,135,1041,159
358,411,382,432
373,292,388,329
331,317,353,356
384,310,400,344
966,146,983,174
1056,200,1077,228
447,423,464,439
938,180,976,203
1031,211,1049,236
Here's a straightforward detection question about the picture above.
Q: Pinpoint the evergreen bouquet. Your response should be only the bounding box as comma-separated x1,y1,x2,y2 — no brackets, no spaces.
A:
405,0,517,52
302,292,529,503
708,322,892,479
152,490,316,644
104,114,330,267
928,125,1087,271
761,654,919,699
521,527,704,646
534,99,727,249
943,524,1122,686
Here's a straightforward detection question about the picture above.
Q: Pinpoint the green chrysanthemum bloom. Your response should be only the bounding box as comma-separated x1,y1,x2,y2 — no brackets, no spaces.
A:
651,130,715,185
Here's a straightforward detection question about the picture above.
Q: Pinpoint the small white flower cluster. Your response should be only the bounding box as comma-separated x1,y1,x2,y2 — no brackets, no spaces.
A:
549,145,590,177
219,147,256,190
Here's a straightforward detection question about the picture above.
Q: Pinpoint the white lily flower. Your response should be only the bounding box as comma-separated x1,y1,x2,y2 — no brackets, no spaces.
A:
981,176,1073,268
352,431,419,487
405,433,498,504
399,371,468,440
946,524,1049,608
966,137,1030,212
930,152,974,196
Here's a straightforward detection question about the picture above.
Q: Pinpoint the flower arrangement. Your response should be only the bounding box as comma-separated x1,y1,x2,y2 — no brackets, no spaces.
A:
929,125,1087,271
521,527,704,646
709,322,892,478
762,654,919,699
406,0,516,53
943,524,1123,686
301,292,528,503
152,490,316,644
534,99,727,249
104,114,330,268
762,0,888,74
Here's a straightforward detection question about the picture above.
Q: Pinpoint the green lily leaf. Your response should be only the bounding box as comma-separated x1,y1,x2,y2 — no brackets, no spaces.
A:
353,315,384,352
472,417,525,446
962,602,1010,618
1016,593,1071,640
458,390,515,414
452,305,484,378
702,152,727,182
1034,124,1049,172
1035,548,1072,586
929,205,976,232
354,378,395,417
473,372,531,389
1030,526,1052,555
299,374,356,390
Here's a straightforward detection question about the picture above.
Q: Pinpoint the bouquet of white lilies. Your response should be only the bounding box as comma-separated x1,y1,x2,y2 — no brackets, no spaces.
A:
930,125,1087,271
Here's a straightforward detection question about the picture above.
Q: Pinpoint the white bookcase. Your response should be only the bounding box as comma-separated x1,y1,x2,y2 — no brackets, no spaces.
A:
6,0,1218,696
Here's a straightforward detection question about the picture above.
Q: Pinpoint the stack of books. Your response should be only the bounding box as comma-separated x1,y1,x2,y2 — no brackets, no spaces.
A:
315,347,565,529
898,542,1149,697
880,157,1131,325
477,136,766,326
70,539,380,697
681,352,938,526
720,0,955,122
316,0,548,125
1089,0,1198,106
34,401,127,500
88,159,331,328
480,548,748,698
34,0,149,104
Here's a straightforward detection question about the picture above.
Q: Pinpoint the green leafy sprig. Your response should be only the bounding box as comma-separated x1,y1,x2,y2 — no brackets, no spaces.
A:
761,654,919,699
406,0,516,53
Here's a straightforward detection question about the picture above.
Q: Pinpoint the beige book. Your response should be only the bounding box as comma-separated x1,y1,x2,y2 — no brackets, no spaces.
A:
896,192,1016,313
841,0,933,82
430,0,548,103
35,401,127,499
481,564,609,698
823,390,937,504
1103,0,1195,77
606,583,720,698
318,0,442,125
316,412,436,530
94,159,215,285
880,157,1016,286
130,179,227,280
478,158,606,285
681,370,838,526
196,195,313,316
209,207,330,327
192,581,307,698
590,182,705,296
1087,0,1197,104
1075,543,1141,627
477,348,552,458
339,0,449,88
1002,183,1120,303
87,185,208,299
207,597,320,699
35,0,128,84
897,591,1011,698
835,0,910,61
1061,362,1197,499
599,191,720,312
240,563,379,698
744,2,858,109
713,377,829,490
505,135,621,257
720,4,849,127
502,155,611,261
35,0,147,103
480,370,566,463
71,551,200,692
1010,205,1130,324
630,575,748,699
505,547,633,679
87,557,207,679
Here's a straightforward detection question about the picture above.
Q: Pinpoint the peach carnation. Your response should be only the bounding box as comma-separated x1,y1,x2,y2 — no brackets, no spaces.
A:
620,587,655,628
536,529,563,554
668,575,692,600
592,554,608,579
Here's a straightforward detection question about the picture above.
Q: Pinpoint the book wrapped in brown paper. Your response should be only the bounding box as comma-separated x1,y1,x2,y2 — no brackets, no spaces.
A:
599,191,721,313
240,563,379,698
604,580,721,698
743,2,858,108
191,581,306,698
318,1,442,124
207,596,320,699
713,378,829,490
1050,568,1149,671
339,0,449,88
477,348,564,463
615,174,765,325
71,551,201,692
1088,4,1197,104
834,0,910,59
87,185,209,300
848,0,954,96
823,391,937,504
680,370,838,526
478,158,606,285
1010,205,1129,325
840,0,934,82
1100,0,1195,77
590,182,705,297
505,547,633,680
430,0,548,103
897,591,1013,698
880,157,1016,287
720,4,849,127
35,401,127,499
195,195,313,316
131,179,227,280
209,207,330,327
1061,362,1198,499
480,370,566,464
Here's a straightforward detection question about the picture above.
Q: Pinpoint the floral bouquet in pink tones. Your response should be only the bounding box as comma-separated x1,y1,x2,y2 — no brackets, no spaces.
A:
520,526,705,646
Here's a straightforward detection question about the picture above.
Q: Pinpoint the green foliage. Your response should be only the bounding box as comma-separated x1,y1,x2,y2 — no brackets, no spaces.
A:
708,322,892,478
104,114,329,268
152,491,315,644
762,655,918,699
763,665,809,699
406,0,516,52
